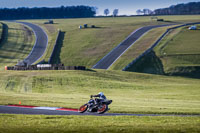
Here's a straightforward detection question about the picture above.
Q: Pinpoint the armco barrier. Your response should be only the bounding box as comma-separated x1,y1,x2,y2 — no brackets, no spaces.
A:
123,22,200,71
5,64,86,71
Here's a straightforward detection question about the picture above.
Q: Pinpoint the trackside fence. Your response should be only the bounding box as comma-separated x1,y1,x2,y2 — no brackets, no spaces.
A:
6,64,86,71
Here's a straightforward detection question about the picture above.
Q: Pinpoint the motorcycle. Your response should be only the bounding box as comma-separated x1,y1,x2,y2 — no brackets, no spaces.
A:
78,97,112,114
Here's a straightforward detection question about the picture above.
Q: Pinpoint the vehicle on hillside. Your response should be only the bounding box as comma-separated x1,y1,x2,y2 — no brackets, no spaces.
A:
188,25,197,30
78,96,112,114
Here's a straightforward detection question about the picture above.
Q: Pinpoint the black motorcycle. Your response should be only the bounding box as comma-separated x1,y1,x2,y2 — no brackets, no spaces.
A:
78,97,112,114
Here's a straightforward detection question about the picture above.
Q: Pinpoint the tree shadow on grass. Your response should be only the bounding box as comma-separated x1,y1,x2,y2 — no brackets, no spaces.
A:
85,68,96,72
163,20,179,23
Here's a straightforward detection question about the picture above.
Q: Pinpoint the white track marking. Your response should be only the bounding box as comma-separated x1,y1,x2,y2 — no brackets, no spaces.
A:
33,107,60,110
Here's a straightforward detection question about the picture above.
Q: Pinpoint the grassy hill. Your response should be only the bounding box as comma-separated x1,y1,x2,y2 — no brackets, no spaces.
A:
0,70,199,115
0,22,35,70
0,16,200,132
156,25,200,76
26,17,168,66
0,69,200,132
22,15,200,69
110,26,171,70
0,16,199,114
126,24,200,77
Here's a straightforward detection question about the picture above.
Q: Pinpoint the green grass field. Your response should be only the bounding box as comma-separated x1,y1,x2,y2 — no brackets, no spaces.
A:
0,22,35,70
25,17,167,66
0,70,199,115
153,24,200,75
0,114,200,133
110,26,171,70
116,18,200,76
22,15,200,69
156,25,200,67
1,16,200,132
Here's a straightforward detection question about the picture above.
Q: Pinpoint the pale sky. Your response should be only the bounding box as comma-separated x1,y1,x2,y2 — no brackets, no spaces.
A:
0,0,199,15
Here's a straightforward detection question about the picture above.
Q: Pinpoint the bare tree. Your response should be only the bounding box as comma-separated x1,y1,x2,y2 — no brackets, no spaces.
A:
143,9,153,15
136,9,143,15
113,9,119,17
104,9,110,16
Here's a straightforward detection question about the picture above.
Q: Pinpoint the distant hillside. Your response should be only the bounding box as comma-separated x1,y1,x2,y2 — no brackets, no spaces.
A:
0,6,96,20
154,2,200,15
125,25,200,78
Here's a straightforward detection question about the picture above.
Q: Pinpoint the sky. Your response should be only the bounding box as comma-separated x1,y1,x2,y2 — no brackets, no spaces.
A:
0,0,199,15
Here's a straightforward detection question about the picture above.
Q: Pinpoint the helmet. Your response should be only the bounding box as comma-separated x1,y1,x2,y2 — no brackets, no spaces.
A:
98,92,104,96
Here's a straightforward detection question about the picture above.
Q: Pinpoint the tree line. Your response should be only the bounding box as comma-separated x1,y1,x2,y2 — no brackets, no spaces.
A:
0,6,96,20
136,2,200,15
154,2,200,15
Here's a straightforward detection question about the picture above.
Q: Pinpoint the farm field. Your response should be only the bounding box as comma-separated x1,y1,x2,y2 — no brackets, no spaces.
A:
0,22,35,70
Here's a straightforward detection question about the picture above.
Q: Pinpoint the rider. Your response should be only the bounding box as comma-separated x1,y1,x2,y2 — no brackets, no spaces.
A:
90,92,107,105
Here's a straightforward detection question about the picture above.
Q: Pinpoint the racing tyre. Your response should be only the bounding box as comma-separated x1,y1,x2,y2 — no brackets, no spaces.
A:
97,104,108,114
78,104,88,113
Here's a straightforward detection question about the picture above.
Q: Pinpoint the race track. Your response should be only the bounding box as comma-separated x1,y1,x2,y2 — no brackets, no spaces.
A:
92,24,173,69
2,22,200,117
0,105,199,117
17,22,48,65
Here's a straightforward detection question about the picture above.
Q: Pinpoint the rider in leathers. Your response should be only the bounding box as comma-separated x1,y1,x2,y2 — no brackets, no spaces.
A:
88,92,107,111
90,92,107,105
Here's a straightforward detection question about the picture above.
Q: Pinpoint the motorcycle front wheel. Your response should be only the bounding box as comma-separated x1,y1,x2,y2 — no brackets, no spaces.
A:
78,104,88,113
97,104,108,114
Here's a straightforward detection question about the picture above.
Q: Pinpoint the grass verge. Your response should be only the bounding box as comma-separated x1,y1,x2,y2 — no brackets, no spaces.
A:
35,22,58,64
0,21,35,70
0,114,200,133
154,24,200,76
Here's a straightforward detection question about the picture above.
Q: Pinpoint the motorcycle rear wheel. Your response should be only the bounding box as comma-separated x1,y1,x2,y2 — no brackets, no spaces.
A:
78,104,88,113
97,104,108,114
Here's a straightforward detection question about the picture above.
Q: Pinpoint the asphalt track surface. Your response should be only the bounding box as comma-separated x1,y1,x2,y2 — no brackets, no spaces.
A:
17,22,48,65
0,105,199,117
92,24,173,69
